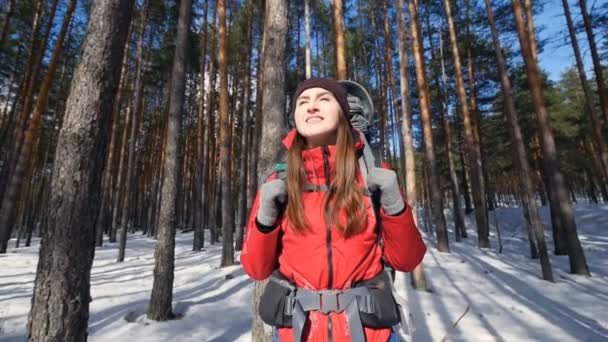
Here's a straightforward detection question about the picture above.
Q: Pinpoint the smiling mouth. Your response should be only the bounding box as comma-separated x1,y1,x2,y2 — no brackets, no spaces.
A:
306,116,324,123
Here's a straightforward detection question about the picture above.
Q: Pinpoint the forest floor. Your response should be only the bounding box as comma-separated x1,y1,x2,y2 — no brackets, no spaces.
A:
1,204,607,342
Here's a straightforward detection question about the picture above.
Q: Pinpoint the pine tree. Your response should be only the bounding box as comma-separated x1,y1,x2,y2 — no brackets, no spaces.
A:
27,0,133,339
408,0,449,253
511,0,589,276
148,0,193,320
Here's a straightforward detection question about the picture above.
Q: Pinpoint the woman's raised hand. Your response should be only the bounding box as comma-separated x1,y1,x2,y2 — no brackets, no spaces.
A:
366,168,405,216
257,179,288,227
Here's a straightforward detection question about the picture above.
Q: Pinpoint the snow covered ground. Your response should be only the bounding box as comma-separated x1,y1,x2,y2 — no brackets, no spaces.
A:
1,204,607,342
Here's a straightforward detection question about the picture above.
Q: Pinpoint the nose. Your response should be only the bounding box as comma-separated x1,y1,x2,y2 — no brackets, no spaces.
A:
306,100,319,114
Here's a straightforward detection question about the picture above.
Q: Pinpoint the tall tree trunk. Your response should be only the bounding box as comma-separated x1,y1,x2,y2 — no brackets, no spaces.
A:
465,0,493,213
304,0,312,79
382,0,404,181
194,0,209,252
484,0,552,281
218,0,234,267
561,0,608,184
396,0,416,219
204,3,219,242
396,0,427,291
236,1,254,252
438,28,466,241
147,0,193,320
96,22,134,247
118,0,150,262
370,0,389,161
248,5,267,220
252,1,288,340
578,0,608,127
408,0,449,253
512,0,589,276
424,0,466,240
111,103,133,242
332,0,347,79
0,0,76,253
443,0,489,248
26,0,133,339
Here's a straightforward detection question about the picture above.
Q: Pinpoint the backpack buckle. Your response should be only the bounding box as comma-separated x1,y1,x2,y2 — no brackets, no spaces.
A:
318,290,343,314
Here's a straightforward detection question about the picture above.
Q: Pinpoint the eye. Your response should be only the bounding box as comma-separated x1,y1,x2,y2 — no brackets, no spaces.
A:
297,100,308,106
320,97,330,102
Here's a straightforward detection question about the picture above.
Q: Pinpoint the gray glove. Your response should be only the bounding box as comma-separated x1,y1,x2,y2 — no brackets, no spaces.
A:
367,168,405,216
256,179,287,227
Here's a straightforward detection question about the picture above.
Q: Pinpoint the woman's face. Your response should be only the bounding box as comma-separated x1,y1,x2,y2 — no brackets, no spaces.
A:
294,87,342,148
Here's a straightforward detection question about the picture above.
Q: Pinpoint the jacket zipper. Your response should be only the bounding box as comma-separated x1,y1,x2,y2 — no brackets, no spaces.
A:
322,145,333,342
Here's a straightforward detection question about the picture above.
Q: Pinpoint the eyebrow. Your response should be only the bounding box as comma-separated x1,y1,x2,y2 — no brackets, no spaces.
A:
297,91,333,101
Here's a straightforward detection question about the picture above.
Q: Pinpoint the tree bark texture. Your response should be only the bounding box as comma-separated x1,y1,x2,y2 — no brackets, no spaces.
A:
408,0,449,253
252,1,288,340
26,0,133,340
512,0,589,276
443,0,489,248
147,0,193,320
484,0,553,281
332,0,347,80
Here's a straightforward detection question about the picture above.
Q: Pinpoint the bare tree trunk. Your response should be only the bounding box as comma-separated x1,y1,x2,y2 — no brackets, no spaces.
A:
204,3,219,242
369,1,389,161
26,0,133,339
382,0,403,179
118,0,150,262
194,0,209,252
408,0,449,252
396,0,427,291
423,1,466,240
218,0,234,267
443,0,489,248
236,1,255,252
97,22,134,247
248,5,267,219
0,0,76,253
147,0,193,320
252,1,288,340
578,0,608,127
333,0,347,80
484,0,552,281
304,0,312,79
438,31,466,241
465,0,493,213
396,0,416,219
512,0,589,276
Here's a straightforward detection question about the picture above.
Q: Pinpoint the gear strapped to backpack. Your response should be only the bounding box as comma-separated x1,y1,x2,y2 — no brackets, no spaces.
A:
258,80,413,342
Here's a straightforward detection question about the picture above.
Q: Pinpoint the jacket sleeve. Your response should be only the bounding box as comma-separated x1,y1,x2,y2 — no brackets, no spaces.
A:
380,200,426,273
240,184,282,281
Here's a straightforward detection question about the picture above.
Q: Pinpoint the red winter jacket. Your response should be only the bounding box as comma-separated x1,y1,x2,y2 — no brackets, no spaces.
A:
241,129,426,342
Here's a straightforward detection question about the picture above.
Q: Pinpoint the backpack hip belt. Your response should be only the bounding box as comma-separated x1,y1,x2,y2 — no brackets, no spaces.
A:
270,271,391,342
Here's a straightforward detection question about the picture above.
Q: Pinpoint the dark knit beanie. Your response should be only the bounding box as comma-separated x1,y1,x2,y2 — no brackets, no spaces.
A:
291,77,351,122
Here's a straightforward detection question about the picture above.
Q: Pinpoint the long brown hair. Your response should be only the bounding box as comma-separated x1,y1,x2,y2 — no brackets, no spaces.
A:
286,115,367,238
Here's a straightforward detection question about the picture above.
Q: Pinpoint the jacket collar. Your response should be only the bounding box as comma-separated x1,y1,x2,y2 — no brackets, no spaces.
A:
280,128,365,185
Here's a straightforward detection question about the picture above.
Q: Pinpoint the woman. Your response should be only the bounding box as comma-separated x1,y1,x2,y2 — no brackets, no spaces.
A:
241,78,426,342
